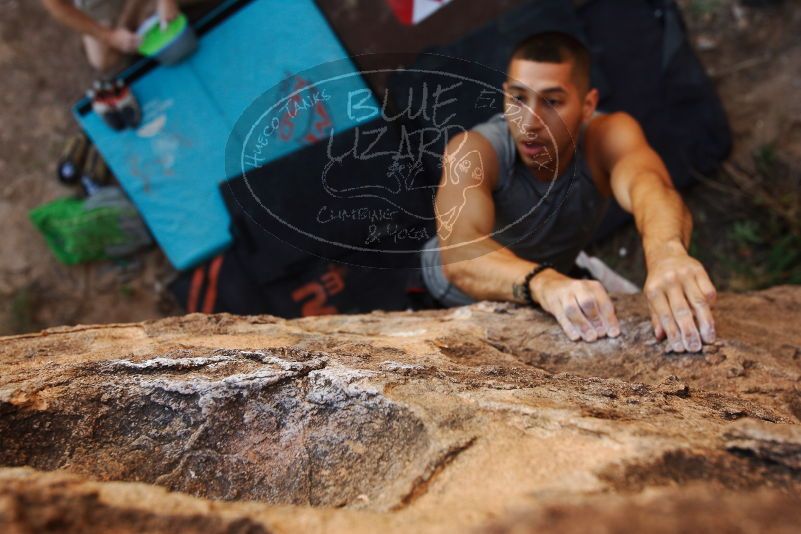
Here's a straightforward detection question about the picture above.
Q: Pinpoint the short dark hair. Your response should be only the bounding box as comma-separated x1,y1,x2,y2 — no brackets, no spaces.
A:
508,32,591,93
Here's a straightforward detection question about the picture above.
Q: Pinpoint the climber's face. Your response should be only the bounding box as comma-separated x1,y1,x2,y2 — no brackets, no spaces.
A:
503,58,598,180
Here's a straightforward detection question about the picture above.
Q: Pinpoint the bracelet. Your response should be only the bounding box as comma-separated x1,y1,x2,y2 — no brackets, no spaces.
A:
517,262,555,307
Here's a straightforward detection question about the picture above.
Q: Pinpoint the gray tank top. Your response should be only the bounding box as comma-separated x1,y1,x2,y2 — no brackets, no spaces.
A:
421,112,609,307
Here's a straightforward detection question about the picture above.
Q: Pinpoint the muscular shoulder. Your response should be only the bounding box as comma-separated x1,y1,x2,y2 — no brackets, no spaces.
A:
441,129,501,192
434,129,501,245
586,112,648,163
583,111,648,195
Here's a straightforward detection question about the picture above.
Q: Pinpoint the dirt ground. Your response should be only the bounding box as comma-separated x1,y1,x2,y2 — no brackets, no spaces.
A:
0,0,185,335
0,0,799,335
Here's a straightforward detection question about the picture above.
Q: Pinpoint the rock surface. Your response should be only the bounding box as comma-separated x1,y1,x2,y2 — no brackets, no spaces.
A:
1,287,800,533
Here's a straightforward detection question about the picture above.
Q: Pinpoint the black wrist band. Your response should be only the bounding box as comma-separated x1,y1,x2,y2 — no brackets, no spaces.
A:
521,262,555,307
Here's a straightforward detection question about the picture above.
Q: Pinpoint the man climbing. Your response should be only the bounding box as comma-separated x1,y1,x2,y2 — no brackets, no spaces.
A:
41,0,204,72
420,31,717,353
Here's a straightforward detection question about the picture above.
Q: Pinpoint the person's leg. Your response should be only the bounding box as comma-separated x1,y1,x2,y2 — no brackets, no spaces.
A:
79,0,129,73
81,23,123,73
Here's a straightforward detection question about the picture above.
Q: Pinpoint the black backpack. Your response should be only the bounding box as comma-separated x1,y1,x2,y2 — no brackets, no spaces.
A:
579,0,731,238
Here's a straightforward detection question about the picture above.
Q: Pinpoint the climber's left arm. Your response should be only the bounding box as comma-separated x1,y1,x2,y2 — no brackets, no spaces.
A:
592,111,717,353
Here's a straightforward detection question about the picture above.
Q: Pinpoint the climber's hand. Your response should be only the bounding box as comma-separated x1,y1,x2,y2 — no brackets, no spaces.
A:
532,268,621,342
644,242,717,352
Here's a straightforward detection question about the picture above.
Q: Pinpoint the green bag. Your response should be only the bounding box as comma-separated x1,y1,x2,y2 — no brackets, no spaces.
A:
29,188,151,265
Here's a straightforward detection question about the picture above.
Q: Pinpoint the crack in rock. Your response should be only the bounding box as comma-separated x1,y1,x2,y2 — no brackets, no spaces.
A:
724,418,801,470
393,437,477,510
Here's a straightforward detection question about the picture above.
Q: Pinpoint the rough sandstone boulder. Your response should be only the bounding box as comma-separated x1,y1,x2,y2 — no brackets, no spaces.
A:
1,287,800,532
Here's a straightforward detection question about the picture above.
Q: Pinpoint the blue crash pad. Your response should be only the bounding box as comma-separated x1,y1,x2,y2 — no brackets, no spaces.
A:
73,0,377,270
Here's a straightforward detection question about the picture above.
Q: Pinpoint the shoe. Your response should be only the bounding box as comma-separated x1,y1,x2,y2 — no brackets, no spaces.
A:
113,79,142,129
88,80,125,131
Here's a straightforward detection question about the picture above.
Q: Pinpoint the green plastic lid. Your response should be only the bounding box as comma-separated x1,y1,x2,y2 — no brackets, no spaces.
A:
138,14,188,56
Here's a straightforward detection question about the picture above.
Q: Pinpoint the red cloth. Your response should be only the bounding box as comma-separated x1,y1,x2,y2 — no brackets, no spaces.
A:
387,0,450,25
387,0,414,24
